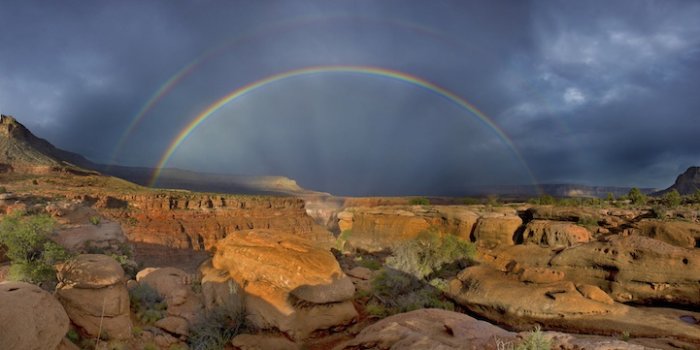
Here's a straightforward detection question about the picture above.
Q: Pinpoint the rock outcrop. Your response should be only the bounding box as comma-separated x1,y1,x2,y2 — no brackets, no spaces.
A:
0,281,70,350
336,206,480,251
522,220,592,247
55,254,132,340
100,193,328,251
333,308,517,350
550,235,700,305
472,213,523,247
447,265,700,342
203,229,357,339
633,220,700,248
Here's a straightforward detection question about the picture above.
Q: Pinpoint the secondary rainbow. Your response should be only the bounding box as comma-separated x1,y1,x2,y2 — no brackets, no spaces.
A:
150,65,538,187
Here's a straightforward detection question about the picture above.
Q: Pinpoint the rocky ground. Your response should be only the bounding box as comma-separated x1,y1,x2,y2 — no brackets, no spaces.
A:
1,173,700,349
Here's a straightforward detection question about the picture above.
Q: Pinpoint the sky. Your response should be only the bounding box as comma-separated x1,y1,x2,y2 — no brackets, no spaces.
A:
1,0,699,196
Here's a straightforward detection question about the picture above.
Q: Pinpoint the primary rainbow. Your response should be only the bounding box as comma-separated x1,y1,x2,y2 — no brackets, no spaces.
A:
149,65,537,187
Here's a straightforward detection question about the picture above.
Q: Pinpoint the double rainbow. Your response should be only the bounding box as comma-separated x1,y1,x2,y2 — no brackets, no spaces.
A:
148,65,537,188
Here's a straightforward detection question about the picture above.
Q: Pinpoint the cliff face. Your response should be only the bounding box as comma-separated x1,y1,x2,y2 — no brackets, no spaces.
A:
660,166,700,195
86,193,323,251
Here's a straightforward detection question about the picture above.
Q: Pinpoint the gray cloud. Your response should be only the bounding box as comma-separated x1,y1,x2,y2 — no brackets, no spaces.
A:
0,0,698,195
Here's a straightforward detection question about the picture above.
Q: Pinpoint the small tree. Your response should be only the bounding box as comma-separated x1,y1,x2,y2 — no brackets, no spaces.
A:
606,192,615,203
663,189,682,207
628,188,647,206
0,213,71,286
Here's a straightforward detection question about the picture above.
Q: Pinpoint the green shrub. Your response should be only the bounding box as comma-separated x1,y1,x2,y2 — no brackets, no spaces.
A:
369,268,454,317
516,326,551,350
66,329,80,343
129,284,166,324
188,306,249,350
89,215,101,225
0,213,71,286
663,189,682,207
386,230,475,280
409,197,430,206
628,188,647,206
694,190,700,204
358,257,382,271
0,186,6,194
577,216,598,228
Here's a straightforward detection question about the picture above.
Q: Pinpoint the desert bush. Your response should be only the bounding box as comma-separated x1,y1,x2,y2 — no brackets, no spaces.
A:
577,216,598,228
89,215,101,225
0,213,71,286
516,326,551,350
129,283,166,324
662,189,682,207
409,197,430,205
0,186,6,194
386,229,475,280
188,306,250,350
358,257,382,271
628,188,647,206
694,190,700,204
368,268,454,317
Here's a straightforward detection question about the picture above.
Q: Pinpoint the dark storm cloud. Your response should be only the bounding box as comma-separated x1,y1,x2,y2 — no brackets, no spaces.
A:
1,0,698,195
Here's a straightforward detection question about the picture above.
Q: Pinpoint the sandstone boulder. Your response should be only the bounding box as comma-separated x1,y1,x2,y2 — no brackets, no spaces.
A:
550,235,700,305
56,254,132,340
206,229,358,339
333,308,516,350
472,214,522,247
522,220,592,247
0,281,70,350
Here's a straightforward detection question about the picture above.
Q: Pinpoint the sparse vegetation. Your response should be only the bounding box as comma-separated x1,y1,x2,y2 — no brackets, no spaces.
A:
529,194,556,205
662,189,682,207
386,229,475,280
516,326,551,350
129,284,167,325
628,187,647,206
335,229,353,251
0,186,6,193
188,306,250,350
0,213,71,287
409,197,430,205
365,268,454,317
693,190,700,204
89,215,101,225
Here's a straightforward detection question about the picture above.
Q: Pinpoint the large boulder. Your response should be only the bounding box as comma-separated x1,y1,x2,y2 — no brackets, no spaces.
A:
333,308,516,350
550,235,700,305
447,265,700,342
0,281,70,350
521,220,592,247
55,254,132,340
472,214,522,247
205,229,357,339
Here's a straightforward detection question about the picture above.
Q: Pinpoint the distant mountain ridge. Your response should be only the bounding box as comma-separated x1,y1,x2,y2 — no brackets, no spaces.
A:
0,114,319,196
466,183,656,198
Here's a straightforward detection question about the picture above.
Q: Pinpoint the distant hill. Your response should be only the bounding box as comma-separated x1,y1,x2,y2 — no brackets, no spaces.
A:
657,166,700,195
0,114,321,196
0,114,97,175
